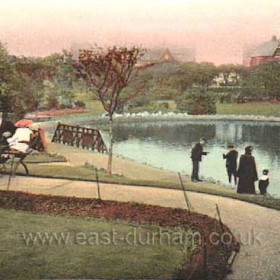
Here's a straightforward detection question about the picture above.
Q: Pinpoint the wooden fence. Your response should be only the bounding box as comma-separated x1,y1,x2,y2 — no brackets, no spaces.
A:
51,123,107,153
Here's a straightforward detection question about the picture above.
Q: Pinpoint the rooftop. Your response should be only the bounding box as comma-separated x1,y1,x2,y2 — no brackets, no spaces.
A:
252,36,280,57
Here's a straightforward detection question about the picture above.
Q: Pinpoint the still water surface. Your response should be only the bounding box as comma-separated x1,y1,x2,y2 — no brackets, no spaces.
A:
100,120,280,197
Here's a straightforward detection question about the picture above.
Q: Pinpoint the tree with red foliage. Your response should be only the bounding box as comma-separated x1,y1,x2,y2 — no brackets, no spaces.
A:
75,46,145,174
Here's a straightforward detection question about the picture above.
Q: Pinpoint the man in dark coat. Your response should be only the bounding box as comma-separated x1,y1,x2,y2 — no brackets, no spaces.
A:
0,111,16,148
191,138,208,182
236,146,258,194
223,143,238,185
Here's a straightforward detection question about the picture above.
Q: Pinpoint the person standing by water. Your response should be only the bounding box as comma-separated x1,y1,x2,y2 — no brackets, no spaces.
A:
258,169,269,195
236,146,258,194
191,138,208,182
223,143,238,185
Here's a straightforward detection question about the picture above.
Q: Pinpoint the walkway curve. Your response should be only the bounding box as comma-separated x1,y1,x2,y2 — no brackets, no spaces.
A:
1,176,279,280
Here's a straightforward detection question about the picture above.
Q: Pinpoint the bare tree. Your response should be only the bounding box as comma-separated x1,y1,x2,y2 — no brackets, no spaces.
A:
75,46,145,174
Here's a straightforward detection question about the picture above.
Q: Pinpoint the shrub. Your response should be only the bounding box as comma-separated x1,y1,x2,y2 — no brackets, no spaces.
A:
176,89,216,115
75,100,86,108
219,92,232,103
148,102,169,110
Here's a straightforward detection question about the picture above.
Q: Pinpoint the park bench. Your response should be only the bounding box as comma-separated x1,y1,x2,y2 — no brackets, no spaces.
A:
0,129,45,188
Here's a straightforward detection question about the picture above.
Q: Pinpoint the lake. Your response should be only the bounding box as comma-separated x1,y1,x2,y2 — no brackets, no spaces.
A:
99,119,280,197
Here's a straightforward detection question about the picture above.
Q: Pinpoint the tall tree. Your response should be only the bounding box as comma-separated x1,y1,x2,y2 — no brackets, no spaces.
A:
245,62,280,100
0,42,24,117
181,62,218,90
75,46,144,174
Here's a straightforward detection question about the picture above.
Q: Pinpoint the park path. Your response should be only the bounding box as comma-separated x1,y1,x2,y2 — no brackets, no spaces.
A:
1,175,280,280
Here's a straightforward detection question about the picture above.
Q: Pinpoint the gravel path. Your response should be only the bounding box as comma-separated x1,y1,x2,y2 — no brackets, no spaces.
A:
1,176,280,280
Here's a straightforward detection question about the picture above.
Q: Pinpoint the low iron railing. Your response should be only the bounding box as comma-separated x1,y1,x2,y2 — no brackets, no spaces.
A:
51,123,107,153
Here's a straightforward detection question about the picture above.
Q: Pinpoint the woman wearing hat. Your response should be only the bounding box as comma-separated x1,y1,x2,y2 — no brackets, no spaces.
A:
7,119,34,153
236,146,258,194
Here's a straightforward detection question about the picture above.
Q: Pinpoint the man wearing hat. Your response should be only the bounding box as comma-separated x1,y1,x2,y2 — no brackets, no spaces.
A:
236,146,258,194
223,143,238,185
190,138,208,182
0,111,16,148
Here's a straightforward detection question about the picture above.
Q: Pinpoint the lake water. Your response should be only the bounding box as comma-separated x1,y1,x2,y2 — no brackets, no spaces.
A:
99,119,280,197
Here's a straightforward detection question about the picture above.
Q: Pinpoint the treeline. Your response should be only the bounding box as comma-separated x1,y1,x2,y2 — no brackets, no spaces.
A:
126,60,280,114
130,61,280,102
0,42,88,118
1,40,280,117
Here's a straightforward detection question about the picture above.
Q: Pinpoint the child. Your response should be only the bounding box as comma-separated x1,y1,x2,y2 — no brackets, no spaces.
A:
258,169,269,195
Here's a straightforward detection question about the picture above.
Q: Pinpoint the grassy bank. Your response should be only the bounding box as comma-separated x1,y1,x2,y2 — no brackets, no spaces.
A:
217,102,280,117
25,153,67,163
75,93,105,115
76,97,280,117
44,100,280,124
0,208,188,279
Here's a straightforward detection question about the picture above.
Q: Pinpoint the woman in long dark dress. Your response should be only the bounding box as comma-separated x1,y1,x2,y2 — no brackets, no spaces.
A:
236,146,258,194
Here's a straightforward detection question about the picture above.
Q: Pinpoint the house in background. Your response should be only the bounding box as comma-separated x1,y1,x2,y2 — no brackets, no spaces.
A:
242,44,256,66
212,72,240,88
248,36,280,67
137,47,196,67
70,43,195,67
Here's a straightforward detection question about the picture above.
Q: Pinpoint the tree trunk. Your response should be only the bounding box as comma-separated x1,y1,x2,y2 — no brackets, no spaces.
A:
107,116,113,175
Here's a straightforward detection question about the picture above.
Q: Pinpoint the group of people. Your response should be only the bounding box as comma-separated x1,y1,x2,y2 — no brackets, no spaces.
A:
190,138,269,195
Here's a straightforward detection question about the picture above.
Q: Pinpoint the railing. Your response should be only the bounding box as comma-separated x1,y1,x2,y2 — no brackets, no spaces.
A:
51,123,107,153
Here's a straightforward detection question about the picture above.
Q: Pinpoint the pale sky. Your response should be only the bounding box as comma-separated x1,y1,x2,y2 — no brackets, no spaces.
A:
0,0,280,64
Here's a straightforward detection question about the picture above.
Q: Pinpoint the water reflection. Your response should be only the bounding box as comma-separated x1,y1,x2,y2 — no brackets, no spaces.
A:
215,122,243,142
113,121,216,148
101,120,280,196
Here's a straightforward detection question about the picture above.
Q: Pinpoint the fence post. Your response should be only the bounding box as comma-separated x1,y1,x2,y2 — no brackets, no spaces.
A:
178,172,192,213
7,155,15,190
203,242,208,280
95,168,101,200
51,122,60,142
215,203,224,232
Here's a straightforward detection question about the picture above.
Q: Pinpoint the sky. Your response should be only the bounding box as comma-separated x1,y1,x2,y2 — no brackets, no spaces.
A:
0,0,280,65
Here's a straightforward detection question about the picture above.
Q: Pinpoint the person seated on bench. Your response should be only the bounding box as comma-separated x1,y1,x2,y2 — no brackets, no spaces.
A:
0,111,16,149
7,119,34,153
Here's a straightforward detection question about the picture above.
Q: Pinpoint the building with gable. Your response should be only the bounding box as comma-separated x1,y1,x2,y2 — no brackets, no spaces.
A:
137,47,195,67
249,36,280,67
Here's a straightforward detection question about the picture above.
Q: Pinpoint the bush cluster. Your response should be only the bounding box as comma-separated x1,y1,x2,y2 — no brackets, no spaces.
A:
176,89,216,115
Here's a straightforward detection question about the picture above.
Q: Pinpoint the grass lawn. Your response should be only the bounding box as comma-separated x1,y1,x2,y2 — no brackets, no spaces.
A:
49,97,105,123
76,92,105,115
0,208,190,279
217,102,280,117
50,95,280,119
25,152,67,163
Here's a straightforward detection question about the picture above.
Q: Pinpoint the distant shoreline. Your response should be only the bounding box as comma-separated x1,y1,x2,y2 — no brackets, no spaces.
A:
97,112,280,126
36,112,280,128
